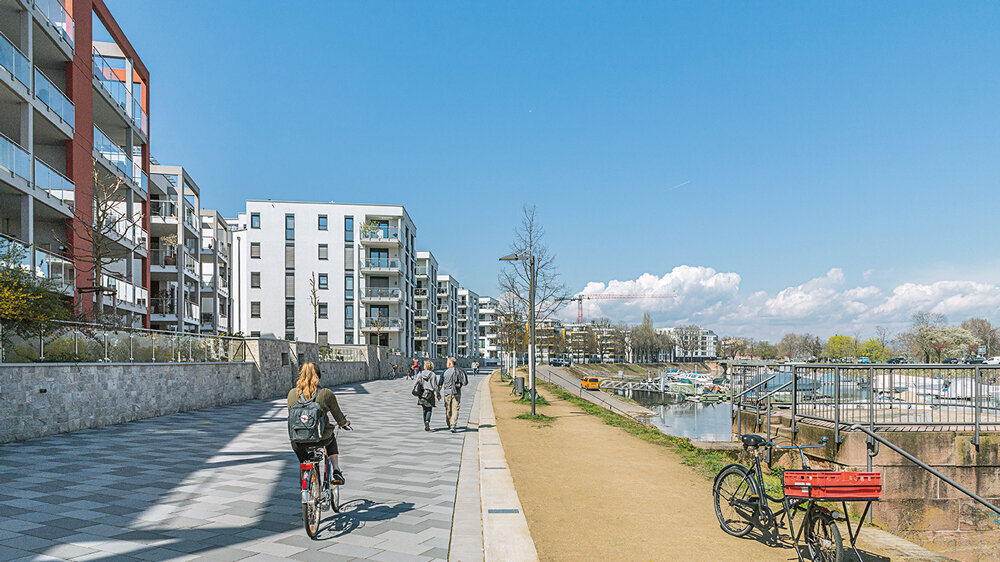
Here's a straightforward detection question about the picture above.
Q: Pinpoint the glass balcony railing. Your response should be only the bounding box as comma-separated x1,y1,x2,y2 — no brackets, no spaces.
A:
363,288,401,299
92,48,129,113
415,287,428,297
101,274,147,308
183,252,198,276
105,211,147,249
0,30,30,88
93,125,132,177
133,165,148,195
361,317,402,329
131,96,148,135
34,158,74,207
151,199,178,219
360,226,400,242
361,258,401,270
0,132,31,182
184,301,200,321
183,203,197,230
416,309,429,319
149,248,179,268
416,266,429,276
150,297,175,315
34,68,74,127
36,0,75,47
35,246,74,290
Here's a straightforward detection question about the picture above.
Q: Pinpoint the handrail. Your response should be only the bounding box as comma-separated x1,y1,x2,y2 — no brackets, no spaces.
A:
734,375,777,400
751,380,793,403
850,424,1000,517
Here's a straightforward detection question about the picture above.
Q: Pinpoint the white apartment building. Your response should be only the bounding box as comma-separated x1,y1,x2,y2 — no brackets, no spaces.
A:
478,296,500,359
233,200,417,355
415,251,438,358
436,274,460,358
148,165,201,332
658,327,719,361
199,210,231,334
457,288,479,359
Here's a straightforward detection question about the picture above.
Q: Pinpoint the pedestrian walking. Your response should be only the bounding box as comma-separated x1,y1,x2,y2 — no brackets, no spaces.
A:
409,358,419,380
439,357,468,433
416,360,439,431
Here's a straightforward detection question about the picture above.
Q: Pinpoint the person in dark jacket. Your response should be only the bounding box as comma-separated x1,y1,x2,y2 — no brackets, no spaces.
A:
288,363,350,484
417,360,440,431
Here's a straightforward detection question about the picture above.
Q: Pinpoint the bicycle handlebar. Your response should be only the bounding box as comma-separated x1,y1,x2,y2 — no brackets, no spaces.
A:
766,437,828,450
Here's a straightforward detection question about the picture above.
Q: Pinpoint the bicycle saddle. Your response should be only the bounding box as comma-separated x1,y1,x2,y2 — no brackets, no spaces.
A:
741,434,766,449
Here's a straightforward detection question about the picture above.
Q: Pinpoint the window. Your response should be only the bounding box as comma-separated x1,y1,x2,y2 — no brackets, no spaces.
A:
250,242,261,259
285,331,294,341
345,276,353,299
318,331,328,345
345,304,354,320
285,244,295,269
318,302,328,318
250,213,260,229
318,244,328,260
318,215,328,230
251,272,261,288
250,301,261,318
344,216,354,242
250,330,260,337
285,214,295,240
345,332,353,344
318,273,328,290
286,302,295,328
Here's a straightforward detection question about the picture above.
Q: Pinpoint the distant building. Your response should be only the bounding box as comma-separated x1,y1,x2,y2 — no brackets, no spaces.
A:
658,327,718,361
199,210,232,334
478,296,500,359
436,274,460,358
414,251,438,358
457,288,479,359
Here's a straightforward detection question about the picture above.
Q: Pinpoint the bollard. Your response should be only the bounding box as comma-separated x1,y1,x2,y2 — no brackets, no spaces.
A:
514,376,525,396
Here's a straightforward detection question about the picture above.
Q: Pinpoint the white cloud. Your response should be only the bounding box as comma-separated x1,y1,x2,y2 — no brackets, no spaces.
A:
568,266,1000,341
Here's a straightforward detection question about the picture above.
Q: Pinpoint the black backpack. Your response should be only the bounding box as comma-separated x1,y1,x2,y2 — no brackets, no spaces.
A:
288,391,328,443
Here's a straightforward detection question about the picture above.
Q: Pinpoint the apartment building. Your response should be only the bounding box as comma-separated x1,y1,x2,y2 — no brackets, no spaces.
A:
435,274,459,358
457,288,479,359
199,210,231,334
658,326,719,361
478,296,500,359
233,200,417,355
414,250,438,358
147,165,200,332
0,0,151,326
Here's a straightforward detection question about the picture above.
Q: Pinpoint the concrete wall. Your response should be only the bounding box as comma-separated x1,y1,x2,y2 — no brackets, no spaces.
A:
735,411,1000,560
0,341,399,444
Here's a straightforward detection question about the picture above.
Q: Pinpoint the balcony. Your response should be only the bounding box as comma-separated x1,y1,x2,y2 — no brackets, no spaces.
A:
183,251,198,278
361,287,401,303
359,226,401,246
149,248,179,269
416,266,428,277
360,258,401,273
184,301,200,322
360,317,402,332
1,234,75,294
105,211,147,251
93,126,145,195
0,31,30,89
183,202,197,232
151,199,177,221
415,287,429,299
92,48,147,136
415,309,429,319
415,332,428,340
437,288,448,296
35,0,75,48
34,158,74,209
101,274,148,311
34,67,74,129
0,132,30,186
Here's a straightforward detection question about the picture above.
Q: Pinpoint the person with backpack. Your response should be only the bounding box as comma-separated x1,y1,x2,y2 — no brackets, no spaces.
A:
288,363,350,484
439,357,469,433
415,360,439,431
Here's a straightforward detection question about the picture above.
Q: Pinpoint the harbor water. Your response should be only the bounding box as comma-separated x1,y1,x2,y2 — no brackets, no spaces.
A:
625,389,733,442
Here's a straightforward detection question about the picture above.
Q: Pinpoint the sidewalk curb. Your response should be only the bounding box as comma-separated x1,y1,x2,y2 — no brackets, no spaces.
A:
449,377,485,562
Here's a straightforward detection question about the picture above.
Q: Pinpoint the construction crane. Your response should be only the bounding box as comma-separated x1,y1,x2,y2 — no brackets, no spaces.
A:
557,294,677,323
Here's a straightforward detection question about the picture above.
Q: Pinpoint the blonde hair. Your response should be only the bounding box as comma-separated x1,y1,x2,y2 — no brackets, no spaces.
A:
296,362,320,399
423,360,435,371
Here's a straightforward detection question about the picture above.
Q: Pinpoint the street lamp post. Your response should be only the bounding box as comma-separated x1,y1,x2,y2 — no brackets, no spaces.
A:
500,251,537,415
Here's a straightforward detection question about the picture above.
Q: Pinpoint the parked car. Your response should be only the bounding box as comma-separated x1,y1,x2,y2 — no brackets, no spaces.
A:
886,357,907,364
858,357,871,364
942,358,959,364
966,356,987,365
581,377,600,391
985,357,1000,365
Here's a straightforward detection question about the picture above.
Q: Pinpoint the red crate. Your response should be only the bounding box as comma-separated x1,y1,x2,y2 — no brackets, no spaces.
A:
782,471,882,500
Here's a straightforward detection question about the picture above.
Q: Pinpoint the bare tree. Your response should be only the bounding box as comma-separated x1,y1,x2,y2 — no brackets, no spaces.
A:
309,273,319,344
498,205,568,324
874,326,892,359
63,168,144,323
674,324,703,362
495,291,526,356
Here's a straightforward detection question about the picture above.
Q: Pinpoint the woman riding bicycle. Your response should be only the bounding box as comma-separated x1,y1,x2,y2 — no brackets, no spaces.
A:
288,363,350,484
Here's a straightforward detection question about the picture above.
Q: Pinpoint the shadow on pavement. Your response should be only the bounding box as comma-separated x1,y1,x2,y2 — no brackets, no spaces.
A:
320,499,416,538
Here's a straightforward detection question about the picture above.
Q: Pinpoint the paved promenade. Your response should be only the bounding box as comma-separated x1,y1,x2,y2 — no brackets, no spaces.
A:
0,375,482,561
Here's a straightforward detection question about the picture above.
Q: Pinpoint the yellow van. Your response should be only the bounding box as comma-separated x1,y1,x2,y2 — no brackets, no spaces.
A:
581,377,600,391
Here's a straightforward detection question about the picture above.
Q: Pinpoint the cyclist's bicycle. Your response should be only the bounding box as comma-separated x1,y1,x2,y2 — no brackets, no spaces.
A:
300,425,352,538
714,433,880,562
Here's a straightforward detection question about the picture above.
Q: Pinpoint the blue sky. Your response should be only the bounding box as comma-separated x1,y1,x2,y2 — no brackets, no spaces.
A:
107,1,1000,339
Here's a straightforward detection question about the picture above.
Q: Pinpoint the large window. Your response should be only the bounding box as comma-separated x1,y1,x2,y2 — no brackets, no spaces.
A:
250,213,260,229
345,276,354,299
318,273,328,290
285,214,295,241
250,242,261,259
251,272,261,288
318,302,328,318
318,215,328,231
344,216,354,242
250,301,261,318
318,244,328,260
345,304,354,321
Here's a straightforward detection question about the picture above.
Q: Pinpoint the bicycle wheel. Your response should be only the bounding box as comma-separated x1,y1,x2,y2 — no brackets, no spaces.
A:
331,482,340,513
302,467,323,539
713,465,758,537
805,509,844,562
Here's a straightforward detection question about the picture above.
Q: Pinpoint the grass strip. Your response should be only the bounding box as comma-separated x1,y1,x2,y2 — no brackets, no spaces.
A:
514,412,555,426
514,391,550,406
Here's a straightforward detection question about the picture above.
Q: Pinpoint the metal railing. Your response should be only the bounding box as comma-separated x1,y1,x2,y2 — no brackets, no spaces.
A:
415,288,429,297
1,320,248,364
0,233,74,291
319,345,365,362
360,317,402,329
36,0,75,47
362,288,401,300
359,226,400,242
101,273,148,308
34,157,74,206
730,362,1000,446
34,67,74,126
92,47,129,113
149,248,179,267
416,266,429,276
151,199,177,219
93,125,132,178
0,30,30,87
0,131,30,182
361,258,401,270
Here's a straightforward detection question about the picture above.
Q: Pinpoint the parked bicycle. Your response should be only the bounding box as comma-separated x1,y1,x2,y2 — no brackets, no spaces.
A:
300,426,352,538
713,433,882,562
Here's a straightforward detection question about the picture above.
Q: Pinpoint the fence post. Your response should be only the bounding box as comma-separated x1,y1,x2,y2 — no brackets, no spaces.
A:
39,329,44,361
73,328,78,357
103,330,109,362
791,364,798,435
867,366,875,474
834,366,841,444
974,365,981,447
129,333,134,362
